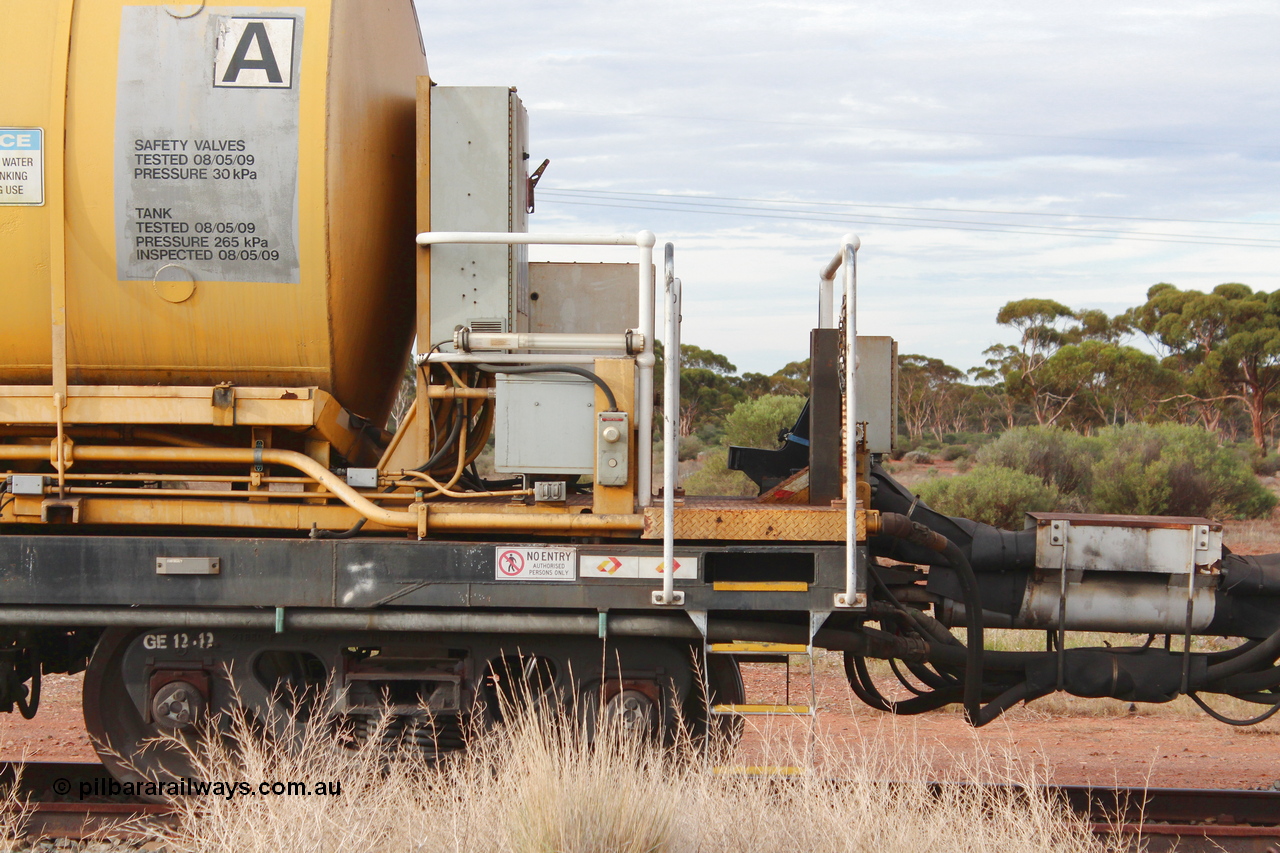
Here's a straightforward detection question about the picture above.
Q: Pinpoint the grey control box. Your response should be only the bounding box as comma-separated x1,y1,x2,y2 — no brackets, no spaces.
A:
595,411,629,486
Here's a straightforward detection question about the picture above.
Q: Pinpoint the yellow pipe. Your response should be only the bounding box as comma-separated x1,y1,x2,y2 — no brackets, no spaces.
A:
0,444,646,533
398,468,532,500
426,512,642,533
424,386,492,399
0,447,51,461
131,429,226,449
51,445,417,528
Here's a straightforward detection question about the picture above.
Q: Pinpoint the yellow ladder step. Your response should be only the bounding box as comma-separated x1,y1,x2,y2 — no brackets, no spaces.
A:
712,581,809,592
711,703,813,715
708,642,810,654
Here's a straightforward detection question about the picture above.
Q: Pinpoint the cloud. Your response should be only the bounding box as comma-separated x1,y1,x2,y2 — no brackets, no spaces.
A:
416,0,1280,374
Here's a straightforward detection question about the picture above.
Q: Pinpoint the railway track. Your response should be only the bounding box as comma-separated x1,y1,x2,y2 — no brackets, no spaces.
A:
1,762,1277,849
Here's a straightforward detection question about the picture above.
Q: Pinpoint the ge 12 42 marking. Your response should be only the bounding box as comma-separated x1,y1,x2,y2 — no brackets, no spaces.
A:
142,631,216,651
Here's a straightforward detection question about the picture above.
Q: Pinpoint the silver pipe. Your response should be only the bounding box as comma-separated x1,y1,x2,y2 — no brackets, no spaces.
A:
656,242,682,606
636,232,657,507
840,234,861,608
0,606,705,637
423,352,597,365
0,607,885,651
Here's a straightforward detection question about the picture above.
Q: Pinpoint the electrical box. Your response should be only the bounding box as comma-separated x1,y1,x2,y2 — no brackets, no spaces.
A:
494,375,596,475
595,411,629,486
856,336,897,454
429,86,529,348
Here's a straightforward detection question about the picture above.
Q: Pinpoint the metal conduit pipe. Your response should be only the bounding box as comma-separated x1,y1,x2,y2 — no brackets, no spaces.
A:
0,445,645,533
0,606,877,652
421,511,641,533
67,446,415,527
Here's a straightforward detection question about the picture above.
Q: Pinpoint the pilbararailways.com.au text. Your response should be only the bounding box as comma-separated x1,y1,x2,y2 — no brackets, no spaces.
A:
61,777,342,800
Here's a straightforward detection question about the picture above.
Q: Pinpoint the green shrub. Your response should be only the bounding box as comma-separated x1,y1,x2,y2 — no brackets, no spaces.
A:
1090,423,1276,519
903,450,934,464
975,426,1102,495
723,395,806,449
941,444,969,462
681,453,756,497
888,445,907,461
915,465,1060,530
1253,452,1280,477
677,434,705,462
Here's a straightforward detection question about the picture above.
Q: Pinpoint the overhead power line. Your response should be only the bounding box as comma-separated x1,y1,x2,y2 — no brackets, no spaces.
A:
548,187,1280,228
538,188,1280,249
539,107,1278,152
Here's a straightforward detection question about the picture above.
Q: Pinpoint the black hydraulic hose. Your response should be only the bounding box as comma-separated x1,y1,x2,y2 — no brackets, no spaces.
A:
311,518,367,541
980,680,1051,720
1206,639,1260,661
888,658,928,696
844,653,891,712
942,538,1002,727
868,564,963,649
1205,664,1280,694
1204,624,1280,682
844,652,963,715
414,402,467,473
1188,692,1280,726
905,658,960,690
874,513,1005,727
474,364,618,412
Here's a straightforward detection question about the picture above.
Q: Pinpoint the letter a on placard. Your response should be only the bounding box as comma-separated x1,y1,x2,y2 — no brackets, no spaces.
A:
214,18,295,89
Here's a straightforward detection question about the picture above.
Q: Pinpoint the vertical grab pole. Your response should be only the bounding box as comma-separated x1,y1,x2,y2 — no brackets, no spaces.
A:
818,274,834,329
839,234,861,608
636,231,657,508
654,243,683,606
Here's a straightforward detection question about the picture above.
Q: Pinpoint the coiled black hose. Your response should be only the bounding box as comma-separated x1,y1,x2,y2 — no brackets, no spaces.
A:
867,513,1017,727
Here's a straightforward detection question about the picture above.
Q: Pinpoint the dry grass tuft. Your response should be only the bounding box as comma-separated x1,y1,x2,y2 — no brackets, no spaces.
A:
0,769,30,851
143,688,1123,853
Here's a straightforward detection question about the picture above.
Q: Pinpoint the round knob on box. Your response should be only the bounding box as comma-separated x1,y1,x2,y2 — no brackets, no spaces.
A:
602,426,621,443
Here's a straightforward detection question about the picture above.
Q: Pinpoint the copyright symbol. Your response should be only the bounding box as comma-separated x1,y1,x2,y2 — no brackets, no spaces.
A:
52,777,71,796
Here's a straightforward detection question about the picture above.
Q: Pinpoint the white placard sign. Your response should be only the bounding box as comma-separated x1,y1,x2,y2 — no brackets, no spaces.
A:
0,128,43,206
494,547,577,581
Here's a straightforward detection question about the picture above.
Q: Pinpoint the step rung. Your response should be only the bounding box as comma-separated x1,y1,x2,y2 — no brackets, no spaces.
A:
712,581,809,592
708,642,810,654
711,703,813,715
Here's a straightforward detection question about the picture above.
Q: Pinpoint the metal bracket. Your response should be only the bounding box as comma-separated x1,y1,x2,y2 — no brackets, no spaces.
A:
40,498,81,524
526,158,550,213
809,611,831,640
651,590,685,606
211,383,236,426
686,610,708,638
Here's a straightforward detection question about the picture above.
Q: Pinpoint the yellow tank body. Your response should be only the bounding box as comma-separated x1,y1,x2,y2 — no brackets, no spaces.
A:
0,0,424,424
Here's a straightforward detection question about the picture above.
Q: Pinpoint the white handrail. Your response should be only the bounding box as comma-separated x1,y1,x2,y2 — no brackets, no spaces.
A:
817,250,843,330
416,230,657,506
826,234,861,608
654,242,683,606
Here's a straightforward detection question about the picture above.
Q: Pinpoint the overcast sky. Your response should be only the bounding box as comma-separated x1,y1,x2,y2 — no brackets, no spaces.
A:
414,0,1280,376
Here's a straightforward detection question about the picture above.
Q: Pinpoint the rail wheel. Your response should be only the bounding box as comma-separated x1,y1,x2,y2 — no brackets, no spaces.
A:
82,628,199,789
